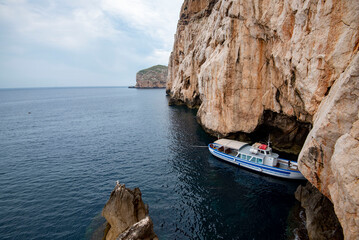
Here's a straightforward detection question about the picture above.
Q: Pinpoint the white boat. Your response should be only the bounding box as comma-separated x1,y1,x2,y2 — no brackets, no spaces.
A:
209,139,305,180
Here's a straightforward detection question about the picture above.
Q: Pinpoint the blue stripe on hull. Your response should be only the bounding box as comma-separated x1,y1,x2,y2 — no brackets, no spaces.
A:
209,146,305,180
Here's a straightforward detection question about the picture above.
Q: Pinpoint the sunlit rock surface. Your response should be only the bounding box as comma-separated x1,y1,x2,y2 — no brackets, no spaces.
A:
102,183,158,240
116,216,157,240
135,65,168,88
299,54,359,240
166,0,359,238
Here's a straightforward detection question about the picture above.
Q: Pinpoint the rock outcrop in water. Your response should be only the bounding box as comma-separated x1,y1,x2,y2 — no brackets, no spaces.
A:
102,183,158,240
166,0,359,238
135,65,168,88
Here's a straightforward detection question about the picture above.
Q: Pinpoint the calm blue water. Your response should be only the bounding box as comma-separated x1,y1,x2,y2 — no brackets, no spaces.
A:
0,87,303,240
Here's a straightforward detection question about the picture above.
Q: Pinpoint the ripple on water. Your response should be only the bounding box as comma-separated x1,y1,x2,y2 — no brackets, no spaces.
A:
0,88,303,240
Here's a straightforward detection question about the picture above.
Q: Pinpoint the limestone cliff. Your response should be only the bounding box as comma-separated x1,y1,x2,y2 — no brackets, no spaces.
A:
135,65,168,88
102,183,158,240
167,0,359,238
299,54,359,239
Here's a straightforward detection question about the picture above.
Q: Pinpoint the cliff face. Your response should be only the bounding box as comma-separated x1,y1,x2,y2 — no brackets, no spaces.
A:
135,65,168,88
167,0,359,238
299,54,359,239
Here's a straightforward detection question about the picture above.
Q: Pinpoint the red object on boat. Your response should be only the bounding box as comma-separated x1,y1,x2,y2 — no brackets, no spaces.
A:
259,144,267,150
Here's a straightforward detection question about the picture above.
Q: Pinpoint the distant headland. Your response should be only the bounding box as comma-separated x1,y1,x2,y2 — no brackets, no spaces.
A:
129,65,168,89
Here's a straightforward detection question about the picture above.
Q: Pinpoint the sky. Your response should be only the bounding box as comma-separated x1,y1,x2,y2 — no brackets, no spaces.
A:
0,0,184,88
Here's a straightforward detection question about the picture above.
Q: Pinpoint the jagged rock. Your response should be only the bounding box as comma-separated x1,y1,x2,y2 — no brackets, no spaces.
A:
295,182,343,240
166,0,359,238
102,183,157,240
135,65,168,88
116,216,158,240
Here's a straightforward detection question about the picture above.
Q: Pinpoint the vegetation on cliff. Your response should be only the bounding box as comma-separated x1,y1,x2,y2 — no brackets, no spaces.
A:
137,65,167,76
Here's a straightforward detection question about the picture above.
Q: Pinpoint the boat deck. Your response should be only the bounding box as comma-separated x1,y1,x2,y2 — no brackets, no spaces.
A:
214,145,299,171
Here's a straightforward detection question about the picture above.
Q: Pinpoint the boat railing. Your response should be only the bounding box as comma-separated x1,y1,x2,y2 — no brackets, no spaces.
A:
210,144,239,157
277,159,299,171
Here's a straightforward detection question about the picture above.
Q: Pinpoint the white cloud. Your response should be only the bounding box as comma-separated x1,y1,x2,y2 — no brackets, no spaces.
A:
145,49,171,66
0,0,184,87
0,0,121,49
101,0,182,49
0,0,182,50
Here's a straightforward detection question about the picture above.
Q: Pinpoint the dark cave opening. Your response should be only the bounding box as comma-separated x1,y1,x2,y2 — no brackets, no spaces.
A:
226,110,312,160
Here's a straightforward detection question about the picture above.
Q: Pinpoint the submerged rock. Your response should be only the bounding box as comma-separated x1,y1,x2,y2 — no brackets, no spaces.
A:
295,182,343,240
102,183,158,240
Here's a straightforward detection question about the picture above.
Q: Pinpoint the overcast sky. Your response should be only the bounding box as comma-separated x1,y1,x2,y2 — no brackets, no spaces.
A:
0,0,183,88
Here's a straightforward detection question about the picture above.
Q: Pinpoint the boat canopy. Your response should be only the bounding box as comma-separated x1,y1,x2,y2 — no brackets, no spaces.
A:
214,139,249,150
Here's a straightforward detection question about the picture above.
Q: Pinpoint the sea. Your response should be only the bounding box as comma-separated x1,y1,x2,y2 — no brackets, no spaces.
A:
0,87,305,240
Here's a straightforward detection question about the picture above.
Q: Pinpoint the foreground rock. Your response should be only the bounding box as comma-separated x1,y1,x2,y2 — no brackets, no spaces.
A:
166,0,359,238
102,183,158,240
135,65,168,88
116,216,156,240
295,182,343,240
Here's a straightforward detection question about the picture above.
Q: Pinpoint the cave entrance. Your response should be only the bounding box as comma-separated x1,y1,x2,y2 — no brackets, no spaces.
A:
228,110,312,160
251,110,311,157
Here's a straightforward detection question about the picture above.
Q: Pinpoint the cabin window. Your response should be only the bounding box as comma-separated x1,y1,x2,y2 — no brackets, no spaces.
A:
247,155,251,160
257,158,263,164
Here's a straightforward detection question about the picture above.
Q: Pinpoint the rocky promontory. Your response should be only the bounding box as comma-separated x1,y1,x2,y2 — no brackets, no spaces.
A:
134,65,168,88
102,183,158,240
166,0,359,238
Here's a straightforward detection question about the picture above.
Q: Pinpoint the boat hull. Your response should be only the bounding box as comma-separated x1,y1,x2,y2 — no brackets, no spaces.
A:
209,145,306,180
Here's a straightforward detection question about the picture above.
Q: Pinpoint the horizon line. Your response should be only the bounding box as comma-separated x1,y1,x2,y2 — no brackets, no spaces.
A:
0,86,134,90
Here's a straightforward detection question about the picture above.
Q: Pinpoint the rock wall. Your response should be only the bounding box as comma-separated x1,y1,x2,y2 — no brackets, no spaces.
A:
167,0,359,238
299,54,359,240
295,182,343,240
135,65,168,88
102,183,158,240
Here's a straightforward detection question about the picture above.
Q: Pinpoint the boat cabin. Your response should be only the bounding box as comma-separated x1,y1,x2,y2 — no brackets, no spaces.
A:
250,142,271,155
211,139,279,167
